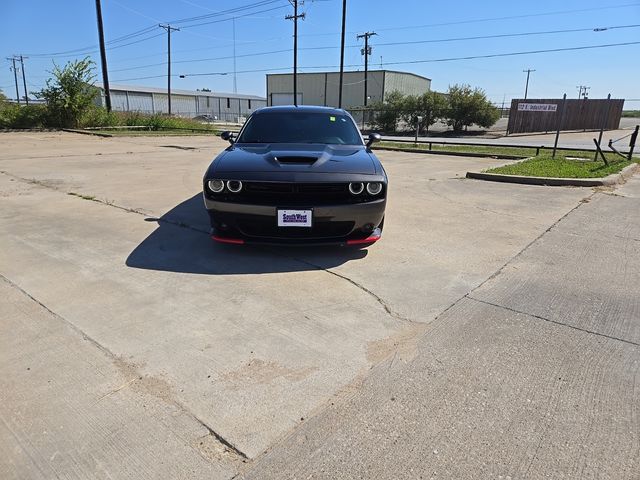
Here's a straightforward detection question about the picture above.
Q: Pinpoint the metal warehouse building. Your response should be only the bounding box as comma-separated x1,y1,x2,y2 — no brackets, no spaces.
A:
95,84,266,122
266,70,431,108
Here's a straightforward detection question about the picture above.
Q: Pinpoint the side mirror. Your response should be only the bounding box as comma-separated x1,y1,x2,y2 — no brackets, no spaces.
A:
221,131,235,144
366,133,381,148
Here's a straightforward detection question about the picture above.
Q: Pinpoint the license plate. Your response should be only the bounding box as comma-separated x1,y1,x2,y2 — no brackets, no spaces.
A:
277,209,312,227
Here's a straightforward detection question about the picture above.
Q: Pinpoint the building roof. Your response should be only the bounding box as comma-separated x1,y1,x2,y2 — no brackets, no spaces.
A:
94,83,266,101
266,69,431,82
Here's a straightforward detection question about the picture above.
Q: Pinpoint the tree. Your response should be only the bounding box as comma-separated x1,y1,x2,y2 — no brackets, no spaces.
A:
444,84,499,132
370,90,405,132
400,91,446,133
0,89,7,106
34,58,99,127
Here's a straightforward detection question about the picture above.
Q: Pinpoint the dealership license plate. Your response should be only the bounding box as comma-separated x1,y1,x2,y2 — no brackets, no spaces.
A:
277,209,312,227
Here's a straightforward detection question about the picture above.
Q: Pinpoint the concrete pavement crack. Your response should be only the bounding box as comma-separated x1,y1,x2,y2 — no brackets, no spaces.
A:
288,256,414,324
466,295,639,347
1,171,210,235
0,272,249,462
470,192,594,293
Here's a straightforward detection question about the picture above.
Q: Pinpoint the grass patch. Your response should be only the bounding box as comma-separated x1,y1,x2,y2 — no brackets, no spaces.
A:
622,110,640,118
485,154,636,178
378,141,536,156
68,192,96,200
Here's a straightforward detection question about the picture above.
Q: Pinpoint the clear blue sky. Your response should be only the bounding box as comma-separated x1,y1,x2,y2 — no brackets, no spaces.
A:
1,0,639,108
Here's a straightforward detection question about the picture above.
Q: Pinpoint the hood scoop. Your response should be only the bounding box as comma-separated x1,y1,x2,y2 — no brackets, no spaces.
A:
274,155,319,164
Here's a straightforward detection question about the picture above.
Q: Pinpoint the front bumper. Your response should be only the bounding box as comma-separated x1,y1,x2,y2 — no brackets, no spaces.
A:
203,196,386,245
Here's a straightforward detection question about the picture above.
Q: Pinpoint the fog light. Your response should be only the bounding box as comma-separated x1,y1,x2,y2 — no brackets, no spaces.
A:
227,180,243,193
208,179,224,193
366,182,382,195
349,182,364,195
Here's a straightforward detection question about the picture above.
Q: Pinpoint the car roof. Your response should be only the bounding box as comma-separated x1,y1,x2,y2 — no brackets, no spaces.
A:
252,105,348,115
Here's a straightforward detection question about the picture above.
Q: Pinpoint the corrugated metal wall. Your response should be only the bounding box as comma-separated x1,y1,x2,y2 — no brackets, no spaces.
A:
267,71,425,108
383,72,431,100
110,91,129,111
127,92,153,113
97,88,266,120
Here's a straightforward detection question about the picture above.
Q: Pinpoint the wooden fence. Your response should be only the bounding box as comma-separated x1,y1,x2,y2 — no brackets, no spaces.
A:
507,98,624,134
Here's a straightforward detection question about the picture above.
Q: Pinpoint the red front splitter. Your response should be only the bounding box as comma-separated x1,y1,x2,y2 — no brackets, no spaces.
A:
212,235,245,245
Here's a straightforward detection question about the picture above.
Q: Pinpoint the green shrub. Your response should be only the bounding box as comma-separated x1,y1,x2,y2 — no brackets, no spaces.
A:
78,108,218,131
34,58,98,128
0,104,48,128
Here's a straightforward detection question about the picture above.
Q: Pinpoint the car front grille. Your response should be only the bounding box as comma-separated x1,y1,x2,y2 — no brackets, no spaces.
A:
208,182,381,206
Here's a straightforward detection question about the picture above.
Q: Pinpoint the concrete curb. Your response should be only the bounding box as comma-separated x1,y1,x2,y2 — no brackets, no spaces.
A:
373,146,526,160
466,162,639,187
62,128,114,138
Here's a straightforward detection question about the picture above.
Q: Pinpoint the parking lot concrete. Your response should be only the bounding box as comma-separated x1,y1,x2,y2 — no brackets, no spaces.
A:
0,132,636,478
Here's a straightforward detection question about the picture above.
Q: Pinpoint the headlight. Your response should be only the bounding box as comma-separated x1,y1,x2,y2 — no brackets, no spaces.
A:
227,180,243,193
366,182,382,195
349,182,364,195
208,179,225,193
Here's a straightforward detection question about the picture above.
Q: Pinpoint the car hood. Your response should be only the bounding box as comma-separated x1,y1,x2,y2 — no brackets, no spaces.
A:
211,143,378,175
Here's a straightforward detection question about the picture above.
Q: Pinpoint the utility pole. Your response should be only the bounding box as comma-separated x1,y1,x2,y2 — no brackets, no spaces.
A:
95,0,111,112
159,24,179,115
523,68,535,99
357,31,377,107
285,1,305,106
338,0,346,108
19,55,29,105
577,85,590,99
232,17,237,94
7,57,20,103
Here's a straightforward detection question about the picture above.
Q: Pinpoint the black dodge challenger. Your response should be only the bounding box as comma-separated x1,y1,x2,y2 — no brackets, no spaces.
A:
202,106,387,246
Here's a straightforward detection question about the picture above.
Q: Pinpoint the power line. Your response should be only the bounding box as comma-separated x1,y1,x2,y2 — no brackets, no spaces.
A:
377,41,640,67
168,0,285,25
161,40,640,81
94,23,640,75
371,24,640,47
20,1,287,59
296,2,640,38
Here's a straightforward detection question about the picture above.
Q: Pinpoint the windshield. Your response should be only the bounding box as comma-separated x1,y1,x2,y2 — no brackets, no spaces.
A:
237,111,363,145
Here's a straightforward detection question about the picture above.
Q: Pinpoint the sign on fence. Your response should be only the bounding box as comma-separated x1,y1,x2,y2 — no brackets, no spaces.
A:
517,103,558,112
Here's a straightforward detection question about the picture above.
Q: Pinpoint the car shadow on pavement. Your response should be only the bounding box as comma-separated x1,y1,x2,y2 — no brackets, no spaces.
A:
125,194,368,275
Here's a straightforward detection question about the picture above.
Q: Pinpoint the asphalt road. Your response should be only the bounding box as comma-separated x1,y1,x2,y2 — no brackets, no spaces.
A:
383,117,640,151
0,132,637,479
